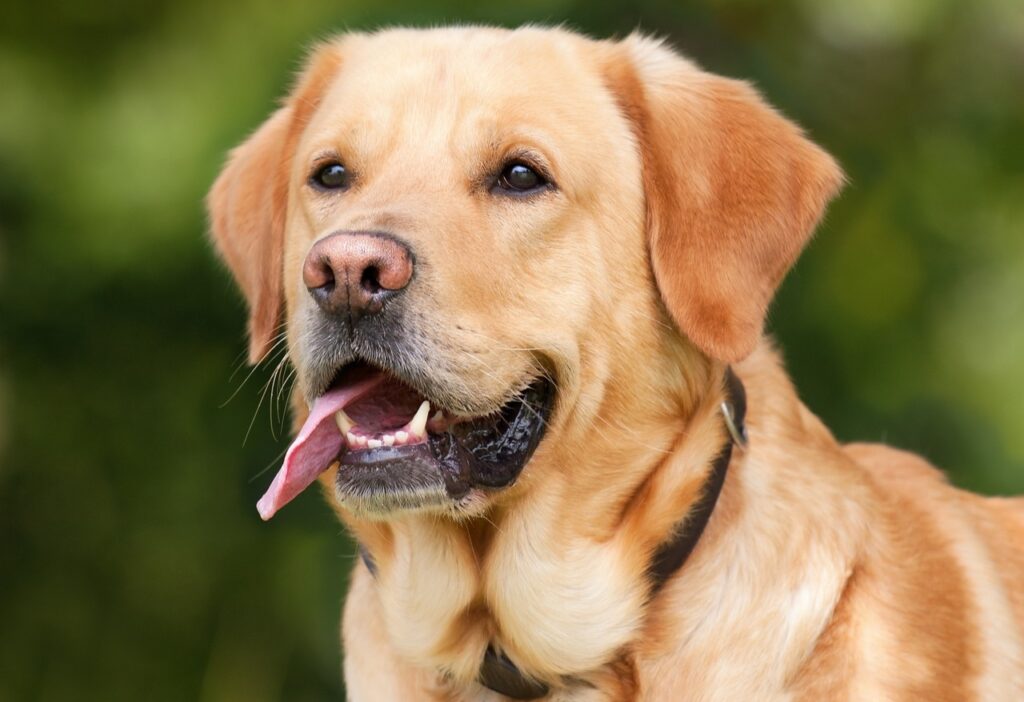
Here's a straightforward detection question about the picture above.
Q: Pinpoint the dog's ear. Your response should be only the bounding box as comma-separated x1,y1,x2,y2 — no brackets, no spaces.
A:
604,36,844,362
207,45,341,363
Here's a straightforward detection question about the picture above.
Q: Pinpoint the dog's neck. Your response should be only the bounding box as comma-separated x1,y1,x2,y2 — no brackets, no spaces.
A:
475,368,747,699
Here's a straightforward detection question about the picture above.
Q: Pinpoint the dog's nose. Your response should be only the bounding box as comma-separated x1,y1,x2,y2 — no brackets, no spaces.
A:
303,232,414,320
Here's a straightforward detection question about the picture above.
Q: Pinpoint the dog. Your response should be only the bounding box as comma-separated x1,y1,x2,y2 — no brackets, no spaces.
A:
207,26,1024,701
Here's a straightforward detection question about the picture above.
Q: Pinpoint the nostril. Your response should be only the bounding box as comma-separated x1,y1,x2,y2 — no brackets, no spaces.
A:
361,265,382,294
317,259,336,291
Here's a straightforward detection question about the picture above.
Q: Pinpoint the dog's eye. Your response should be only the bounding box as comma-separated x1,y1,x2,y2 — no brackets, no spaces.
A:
312,162,349,190
497,162,547,193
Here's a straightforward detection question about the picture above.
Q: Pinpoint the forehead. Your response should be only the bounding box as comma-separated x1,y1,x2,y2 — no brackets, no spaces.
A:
301,28,623,170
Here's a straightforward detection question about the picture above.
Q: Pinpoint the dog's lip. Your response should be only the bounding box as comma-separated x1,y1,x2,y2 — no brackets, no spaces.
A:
335,374,556,511
257,360,553,519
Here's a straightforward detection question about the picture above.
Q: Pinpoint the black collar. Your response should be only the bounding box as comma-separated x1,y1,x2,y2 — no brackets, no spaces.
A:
477,368,748,700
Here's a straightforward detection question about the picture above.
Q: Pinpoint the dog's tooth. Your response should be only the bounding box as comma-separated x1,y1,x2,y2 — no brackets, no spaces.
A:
357,436,368,448
367,439,382,449
431,410,443,422
383,434,395,447
346,432,357,446
335,409,355,434
409,401,430,438
395,430,409,444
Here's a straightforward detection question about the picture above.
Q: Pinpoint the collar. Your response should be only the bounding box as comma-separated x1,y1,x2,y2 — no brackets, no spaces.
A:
477,368,748,700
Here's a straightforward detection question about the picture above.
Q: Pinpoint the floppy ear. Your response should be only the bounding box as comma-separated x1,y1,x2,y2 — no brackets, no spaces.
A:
207,45,341,363
605,36,844,362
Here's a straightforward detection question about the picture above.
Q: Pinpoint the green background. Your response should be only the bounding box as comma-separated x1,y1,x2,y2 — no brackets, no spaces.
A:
2,1,1022,700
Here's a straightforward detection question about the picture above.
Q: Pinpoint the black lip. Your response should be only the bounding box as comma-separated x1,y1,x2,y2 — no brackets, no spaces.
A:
334,376,555,512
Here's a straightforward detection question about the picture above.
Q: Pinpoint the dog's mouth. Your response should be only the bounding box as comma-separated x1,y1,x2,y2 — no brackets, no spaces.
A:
257,361,555,519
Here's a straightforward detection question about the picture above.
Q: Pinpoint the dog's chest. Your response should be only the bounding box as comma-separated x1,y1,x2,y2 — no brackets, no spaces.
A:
372,515,649,688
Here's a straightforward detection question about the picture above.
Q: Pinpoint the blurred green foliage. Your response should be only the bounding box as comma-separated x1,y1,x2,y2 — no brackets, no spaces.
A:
1,0,1022,699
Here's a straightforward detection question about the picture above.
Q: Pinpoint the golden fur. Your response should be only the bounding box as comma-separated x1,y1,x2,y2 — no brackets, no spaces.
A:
209,26,1024,700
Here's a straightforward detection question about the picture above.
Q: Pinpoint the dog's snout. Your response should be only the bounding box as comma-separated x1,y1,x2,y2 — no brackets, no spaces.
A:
303,231,414,320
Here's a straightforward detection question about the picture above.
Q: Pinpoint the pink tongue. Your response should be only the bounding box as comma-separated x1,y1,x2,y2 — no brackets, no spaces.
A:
257,374,384,520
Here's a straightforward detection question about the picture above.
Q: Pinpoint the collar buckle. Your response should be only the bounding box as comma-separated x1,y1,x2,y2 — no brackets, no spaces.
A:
720,400,748,450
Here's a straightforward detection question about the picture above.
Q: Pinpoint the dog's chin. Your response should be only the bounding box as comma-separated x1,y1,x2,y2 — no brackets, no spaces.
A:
328,366,555,519
332,449,491,520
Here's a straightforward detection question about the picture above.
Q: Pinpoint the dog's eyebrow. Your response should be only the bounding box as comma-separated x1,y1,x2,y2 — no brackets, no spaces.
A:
310,147,342,165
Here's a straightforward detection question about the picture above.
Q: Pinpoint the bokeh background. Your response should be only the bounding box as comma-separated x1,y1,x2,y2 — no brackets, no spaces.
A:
2,0,1023,699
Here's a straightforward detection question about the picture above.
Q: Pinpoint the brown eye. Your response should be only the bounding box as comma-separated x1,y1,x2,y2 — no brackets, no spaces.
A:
312,162,349,190
497,162,547,193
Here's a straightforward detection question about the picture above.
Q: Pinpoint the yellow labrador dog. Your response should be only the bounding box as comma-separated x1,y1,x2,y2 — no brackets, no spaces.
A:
208,26,1024,701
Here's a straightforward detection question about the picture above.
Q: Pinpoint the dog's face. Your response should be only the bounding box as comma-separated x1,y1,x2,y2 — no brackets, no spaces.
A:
209,27,842,521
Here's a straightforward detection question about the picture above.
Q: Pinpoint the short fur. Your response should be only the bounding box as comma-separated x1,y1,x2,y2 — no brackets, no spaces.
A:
208,26,1024,701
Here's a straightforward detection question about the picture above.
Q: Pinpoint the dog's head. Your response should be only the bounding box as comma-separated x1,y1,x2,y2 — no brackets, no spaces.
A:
208,27,842,520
